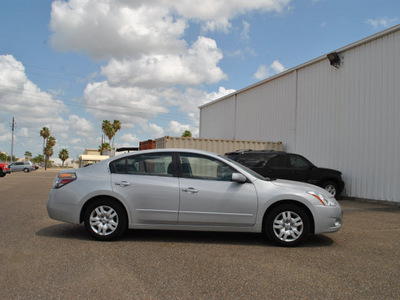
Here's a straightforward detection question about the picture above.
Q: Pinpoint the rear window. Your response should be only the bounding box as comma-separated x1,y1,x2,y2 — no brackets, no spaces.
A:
110,153,173,177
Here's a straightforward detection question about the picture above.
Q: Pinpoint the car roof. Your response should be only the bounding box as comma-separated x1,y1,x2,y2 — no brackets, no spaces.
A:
225,150,286,155
108,148,223,161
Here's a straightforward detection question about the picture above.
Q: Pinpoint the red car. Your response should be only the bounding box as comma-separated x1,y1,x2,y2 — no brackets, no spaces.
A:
0,162,11,177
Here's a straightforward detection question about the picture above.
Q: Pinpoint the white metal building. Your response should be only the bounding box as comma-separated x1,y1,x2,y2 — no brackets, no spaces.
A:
199,25,400,203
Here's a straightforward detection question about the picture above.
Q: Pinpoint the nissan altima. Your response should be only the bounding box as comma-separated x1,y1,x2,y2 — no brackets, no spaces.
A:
47,149,343,246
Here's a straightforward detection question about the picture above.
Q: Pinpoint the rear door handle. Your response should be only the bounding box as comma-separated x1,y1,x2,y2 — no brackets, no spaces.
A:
182,187,198,193
115,181,131,187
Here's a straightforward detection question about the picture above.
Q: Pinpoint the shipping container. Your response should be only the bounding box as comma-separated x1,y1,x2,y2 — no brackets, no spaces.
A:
153,136,283,155
139,139,156,150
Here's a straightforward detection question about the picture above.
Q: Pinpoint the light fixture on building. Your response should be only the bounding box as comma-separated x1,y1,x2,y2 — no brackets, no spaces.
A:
327,52,341,68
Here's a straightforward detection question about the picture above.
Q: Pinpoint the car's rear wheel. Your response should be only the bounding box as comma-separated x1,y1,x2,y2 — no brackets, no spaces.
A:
0,172,5,177
23,168,29,173
322,181,338,196
84,199,127,241
265,204,310,247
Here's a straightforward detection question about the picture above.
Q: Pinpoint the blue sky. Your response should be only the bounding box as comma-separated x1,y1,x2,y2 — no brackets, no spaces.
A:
1,0,399,161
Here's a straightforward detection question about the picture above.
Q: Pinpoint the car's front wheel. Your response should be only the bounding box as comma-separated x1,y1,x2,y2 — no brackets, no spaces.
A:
265,204,310,247
23,168,29,173
84,199,127,241
322,181,338,196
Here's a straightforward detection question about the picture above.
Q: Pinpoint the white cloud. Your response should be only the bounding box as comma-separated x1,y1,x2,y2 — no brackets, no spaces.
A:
50,0,187,60
241,21,250,40
254,65,269,80
254,60,286,80
82,81,168,127
138,123,165,139
0,55,97,158
120,133,140,144
365,17,398,29
271,60,285,73
167,120,195,137
101,36,226,88
50,0,292,59
0,55,65,126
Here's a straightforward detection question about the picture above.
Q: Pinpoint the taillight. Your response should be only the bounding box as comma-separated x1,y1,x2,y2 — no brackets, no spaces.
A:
53,172,77,189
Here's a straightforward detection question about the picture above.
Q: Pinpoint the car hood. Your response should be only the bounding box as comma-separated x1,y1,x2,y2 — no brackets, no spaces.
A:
316,167,342,175
269,179,333,198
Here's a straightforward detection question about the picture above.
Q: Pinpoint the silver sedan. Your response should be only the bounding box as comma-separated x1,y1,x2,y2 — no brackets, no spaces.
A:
47,149,343,246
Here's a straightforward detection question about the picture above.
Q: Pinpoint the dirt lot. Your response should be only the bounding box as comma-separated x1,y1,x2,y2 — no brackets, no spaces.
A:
1,169,399,299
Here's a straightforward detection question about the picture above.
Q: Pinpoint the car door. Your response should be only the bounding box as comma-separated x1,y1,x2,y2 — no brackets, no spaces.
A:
177,152,258,227
110,152,180,224
266,154,290,179
286,154,312,182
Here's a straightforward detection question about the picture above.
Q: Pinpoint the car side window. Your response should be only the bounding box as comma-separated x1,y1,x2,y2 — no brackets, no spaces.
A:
289,155,310,169
237,153,266,168
179,153,235,181
110,153,173,177
268,155,287,168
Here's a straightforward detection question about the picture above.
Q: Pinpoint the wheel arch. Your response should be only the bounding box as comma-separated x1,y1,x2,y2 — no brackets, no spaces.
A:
79,195,129,224
262,200,315,235
318,177,340,188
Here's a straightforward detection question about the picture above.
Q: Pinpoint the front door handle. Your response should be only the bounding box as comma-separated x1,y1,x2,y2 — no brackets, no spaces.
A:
115,181,131,187
182,187,198,193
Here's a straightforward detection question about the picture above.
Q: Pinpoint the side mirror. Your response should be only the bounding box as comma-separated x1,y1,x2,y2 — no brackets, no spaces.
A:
232,173,247,183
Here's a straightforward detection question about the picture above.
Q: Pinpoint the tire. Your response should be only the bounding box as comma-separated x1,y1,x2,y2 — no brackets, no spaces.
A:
322,181,338,196
23,168,29,173
84,199,127,241
265,204,310,247
0,173,5,177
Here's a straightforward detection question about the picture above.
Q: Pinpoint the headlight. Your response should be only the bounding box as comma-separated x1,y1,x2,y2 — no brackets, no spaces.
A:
307,191,335,206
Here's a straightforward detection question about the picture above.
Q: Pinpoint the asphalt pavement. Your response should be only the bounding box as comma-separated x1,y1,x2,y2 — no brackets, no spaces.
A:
1,169,399,299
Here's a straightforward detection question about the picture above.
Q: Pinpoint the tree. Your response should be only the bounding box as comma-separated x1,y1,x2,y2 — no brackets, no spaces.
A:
44,136,56,170
40,127,50,167
24,151,32,161
102,120,114,144
59,149,69,167
99,142,110,155
111,120,121,149
32,154,44,164
0,152,7,162
182,130,192,137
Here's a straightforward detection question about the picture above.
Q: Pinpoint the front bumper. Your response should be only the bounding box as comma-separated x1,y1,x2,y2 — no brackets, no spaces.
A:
313,205,343,234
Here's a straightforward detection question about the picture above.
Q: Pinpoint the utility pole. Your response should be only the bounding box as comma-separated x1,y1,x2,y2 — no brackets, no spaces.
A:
10,117,16,163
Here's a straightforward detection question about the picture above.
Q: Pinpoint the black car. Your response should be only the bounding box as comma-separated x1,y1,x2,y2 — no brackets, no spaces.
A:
225,150,344,196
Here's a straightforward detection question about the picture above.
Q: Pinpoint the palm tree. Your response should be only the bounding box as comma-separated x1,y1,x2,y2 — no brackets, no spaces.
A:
24,151,32,161
111,120,121,149
40,127,50,163
44,136,56,170
99,142,110,155
58,149,69,167
102,120,114,145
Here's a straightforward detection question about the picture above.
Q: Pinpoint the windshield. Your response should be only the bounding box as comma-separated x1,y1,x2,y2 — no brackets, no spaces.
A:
222,156,268,180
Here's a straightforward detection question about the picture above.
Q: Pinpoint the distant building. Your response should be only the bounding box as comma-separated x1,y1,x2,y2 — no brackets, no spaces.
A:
79,149,109,168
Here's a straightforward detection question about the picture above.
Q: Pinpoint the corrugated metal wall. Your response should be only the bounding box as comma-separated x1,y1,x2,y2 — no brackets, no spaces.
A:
199,26,400,202
235,73,296,144
200,94,236,139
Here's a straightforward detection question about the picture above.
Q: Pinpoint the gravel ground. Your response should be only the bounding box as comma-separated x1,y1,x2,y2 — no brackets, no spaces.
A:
1,169,399,299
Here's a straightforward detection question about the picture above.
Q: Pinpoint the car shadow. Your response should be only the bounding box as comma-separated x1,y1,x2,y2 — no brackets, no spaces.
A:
36,223,88,240
37,224,334,247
